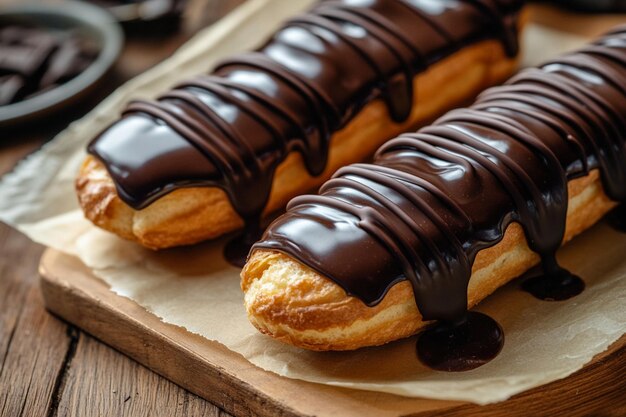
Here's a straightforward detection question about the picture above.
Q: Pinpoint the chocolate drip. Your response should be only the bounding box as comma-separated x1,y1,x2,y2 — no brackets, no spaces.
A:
607,205,626,232
255,28,626,369
87,0,523,265
224,219,263,268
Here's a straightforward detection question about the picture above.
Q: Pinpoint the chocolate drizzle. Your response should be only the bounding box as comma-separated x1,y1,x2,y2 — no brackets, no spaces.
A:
255,28,626,369
87,0,523,265
521,266,585,302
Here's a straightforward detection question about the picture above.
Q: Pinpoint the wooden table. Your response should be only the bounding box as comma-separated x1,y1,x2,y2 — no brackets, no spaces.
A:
1,2,625,417
0,1,243,416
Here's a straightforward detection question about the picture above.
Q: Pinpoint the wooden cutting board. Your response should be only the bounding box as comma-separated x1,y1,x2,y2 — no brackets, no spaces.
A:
39,249,626,417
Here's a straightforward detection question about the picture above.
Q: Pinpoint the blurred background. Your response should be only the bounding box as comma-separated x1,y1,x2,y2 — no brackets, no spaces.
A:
0,0,243,144
1,0,625,142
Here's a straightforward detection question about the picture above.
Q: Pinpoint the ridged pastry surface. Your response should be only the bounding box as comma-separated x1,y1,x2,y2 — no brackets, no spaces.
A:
76,39,520,248
77,0,526,248
244,28,626,351
242,172,616,350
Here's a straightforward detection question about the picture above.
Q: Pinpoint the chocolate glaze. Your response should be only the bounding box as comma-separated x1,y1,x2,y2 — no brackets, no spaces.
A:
607,205,626,232
87,0,524,265
255,28,626,369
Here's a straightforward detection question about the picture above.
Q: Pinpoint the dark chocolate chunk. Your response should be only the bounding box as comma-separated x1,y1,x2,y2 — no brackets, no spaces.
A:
0,23,99,106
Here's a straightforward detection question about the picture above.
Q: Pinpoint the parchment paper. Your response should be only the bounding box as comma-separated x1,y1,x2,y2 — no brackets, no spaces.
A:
1,0,625,405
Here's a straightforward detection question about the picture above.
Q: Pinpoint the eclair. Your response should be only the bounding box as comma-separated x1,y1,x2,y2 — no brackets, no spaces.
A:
242,27,626,352
76,0,526,250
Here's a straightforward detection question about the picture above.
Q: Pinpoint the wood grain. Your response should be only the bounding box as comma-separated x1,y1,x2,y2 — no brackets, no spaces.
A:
54,334,221,417
0,231,69,417
40,249,626,417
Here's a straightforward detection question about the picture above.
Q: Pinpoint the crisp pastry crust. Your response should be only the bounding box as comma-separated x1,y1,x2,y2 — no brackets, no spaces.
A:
76,37,522,249
241,170,617,351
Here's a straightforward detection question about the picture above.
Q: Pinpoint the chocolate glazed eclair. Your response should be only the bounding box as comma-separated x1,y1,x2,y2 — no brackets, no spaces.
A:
77,0,526,263
243,27,626,370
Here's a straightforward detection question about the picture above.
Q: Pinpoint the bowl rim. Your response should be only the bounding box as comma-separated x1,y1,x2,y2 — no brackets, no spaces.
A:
0,1,124,125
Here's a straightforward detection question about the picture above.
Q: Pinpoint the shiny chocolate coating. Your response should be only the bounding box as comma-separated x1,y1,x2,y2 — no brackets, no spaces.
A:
88,0,524,264
607,205,626,232
256,27,626,368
